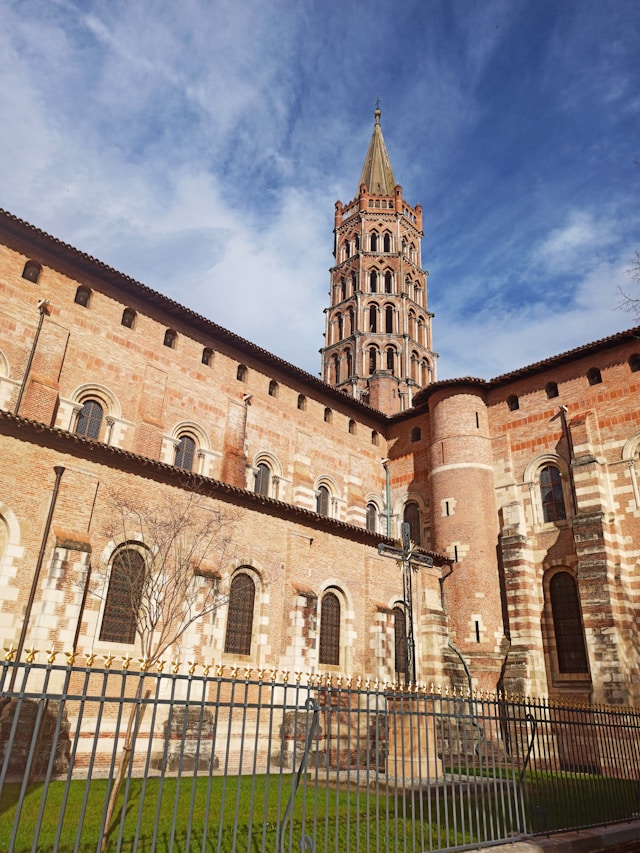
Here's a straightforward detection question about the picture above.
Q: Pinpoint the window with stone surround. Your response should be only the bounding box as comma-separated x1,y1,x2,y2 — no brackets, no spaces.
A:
100,546,145,644
174,435,196,471
254,462,270,497
540,465,566,522
316,484,330,516
75,399,104,440
366,502,378,532
224,572,256,656
549,571,589,674
319,591,340,666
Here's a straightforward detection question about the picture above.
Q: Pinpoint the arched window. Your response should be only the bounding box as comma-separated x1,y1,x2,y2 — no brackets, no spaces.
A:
237,364,247,381
384,271,392,293
348,419,356,434
507,395,519,411
340,278,347,300
368,346,377,375
366,502,378,532
370,232,378,252
224,573,256,656
403,501,421,545
22,260,41,283
385,305,394,333
75,400,104,440
316,484,330,516
319,591,340,666
386,347,395,372
333,354,341,384
74,286,91,307
297,394,307,411
345,349,353,377
549,572,589,673
369,304,378,332
546,382,559,399
336,313,344,339
587,367,602,386
324,407,332,423
393,606,407,677
202,347,213,366
254,462,270,497
99,547,146,644
370,271,378,293
629,354,640,373
175,435,196,471
164,329,177,349
354,235,360,251
348,307,355,335
540,465,566,522
344,240,350,259
268,380,278,397
411,427,421,443
121,308,136,329
383,233,391,253
371,430,379,446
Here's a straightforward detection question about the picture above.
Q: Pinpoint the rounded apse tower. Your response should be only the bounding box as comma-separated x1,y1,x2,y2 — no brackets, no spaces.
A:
421,379,507,691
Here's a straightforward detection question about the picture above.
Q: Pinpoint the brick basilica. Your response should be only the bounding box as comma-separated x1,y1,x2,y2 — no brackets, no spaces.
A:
1,109,639,706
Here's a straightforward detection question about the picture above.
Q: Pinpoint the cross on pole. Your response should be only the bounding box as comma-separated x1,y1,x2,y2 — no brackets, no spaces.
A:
378,522,434,685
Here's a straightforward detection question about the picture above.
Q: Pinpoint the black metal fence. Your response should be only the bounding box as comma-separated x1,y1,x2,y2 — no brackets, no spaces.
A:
1,653,639,852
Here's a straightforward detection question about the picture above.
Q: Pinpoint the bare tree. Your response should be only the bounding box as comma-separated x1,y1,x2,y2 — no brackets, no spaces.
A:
617,251,640,316
95,486,237,849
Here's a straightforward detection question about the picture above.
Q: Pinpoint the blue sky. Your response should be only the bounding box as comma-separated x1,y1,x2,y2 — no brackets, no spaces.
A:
1,0,638,380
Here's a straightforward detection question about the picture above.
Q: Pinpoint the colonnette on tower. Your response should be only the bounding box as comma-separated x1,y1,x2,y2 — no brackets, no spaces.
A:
0,110,639,706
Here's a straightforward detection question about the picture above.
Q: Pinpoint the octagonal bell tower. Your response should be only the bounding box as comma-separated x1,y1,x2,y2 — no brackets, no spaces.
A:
321,108,437,414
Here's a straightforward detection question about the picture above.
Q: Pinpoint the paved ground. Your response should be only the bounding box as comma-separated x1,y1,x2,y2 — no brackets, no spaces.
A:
480,820,640,852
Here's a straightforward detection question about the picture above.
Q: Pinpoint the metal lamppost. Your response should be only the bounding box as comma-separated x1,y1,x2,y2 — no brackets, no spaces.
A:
378,521,433,685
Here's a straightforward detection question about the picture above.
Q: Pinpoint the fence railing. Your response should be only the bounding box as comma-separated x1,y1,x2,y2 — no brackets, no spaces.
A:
1,654,639,852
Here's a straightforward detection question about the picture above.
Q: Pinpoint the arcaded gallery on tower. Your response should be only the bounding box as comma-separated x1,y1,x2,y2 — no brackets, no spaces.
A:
1,110,639,707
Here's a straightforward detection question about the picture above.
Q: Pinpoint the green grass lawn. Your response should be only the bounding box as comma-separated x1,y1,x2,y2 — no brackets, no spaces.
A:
0,770,636,852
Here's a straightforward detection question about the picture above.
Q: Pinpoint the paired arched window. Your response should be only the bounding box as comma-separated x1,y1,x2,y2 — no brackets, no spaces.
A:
254,462,270,497
403,501,421,545
316,484,330,516
74,286,91,307
22,260,41,283
345,349,353,378
333,354,341,384
393,606,407,678
224,573,256,656
319,591,340,666
540,465,566,522
99,547,146,644
75,399,104,440
122,308,136,329
366,502,378,532
175,435,196,471
549,572,589,674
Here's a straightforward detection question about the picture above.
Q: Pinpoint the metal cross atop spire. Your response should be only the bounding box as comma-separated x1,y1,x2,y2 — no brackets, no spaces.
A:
378,522,433,685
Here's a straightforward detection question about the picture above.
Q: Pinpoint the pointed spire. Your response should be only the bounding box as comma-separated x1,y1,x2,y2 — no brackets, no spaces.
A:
357,106,396,196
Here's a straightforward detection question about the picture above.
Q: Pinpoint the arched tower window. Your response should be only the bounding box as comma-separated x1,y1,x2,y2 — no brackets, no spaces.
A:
368,346,377,375
549,572,589,673
386,347,395,372
370,270,378,293
336,313,344,340
507,395,519,411
366,502,378,532
268,380,278,397
237,364,247,381
629,354,640,372
76,400,104,440
340,278,346,300
333,354,341,384
403,501,420,545
393,606,407,677
369,305,378,332
348,307,355,335
319,591,340,666
175,435,196,471
99,547,146,644
345,349,353,377
384,271,392,293
385,305,394,333
540,465,566,522
383,232,391,253
224,573,256,656
370,231,378,252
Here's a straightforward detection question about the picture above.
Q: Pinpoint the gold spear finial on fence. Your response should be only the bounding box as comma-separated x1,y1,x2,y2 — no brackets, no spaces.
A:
4,643,17,661
156,659,166,672
122,654,132,670
46,647,57,664
171,659,180,674
202,662,211,677
216,664,225,677
65,650,77,666
25,647,38,663
244,667,253,680
104,653,114,669
188,661,197,675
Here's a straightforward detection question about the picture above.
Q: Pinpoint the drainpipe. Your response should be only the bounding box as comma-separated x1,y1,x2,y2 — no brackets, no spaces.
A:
14,299,51,415
558,405,579,515
382,459,391,536
439,560,474,695
10,465,65,689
